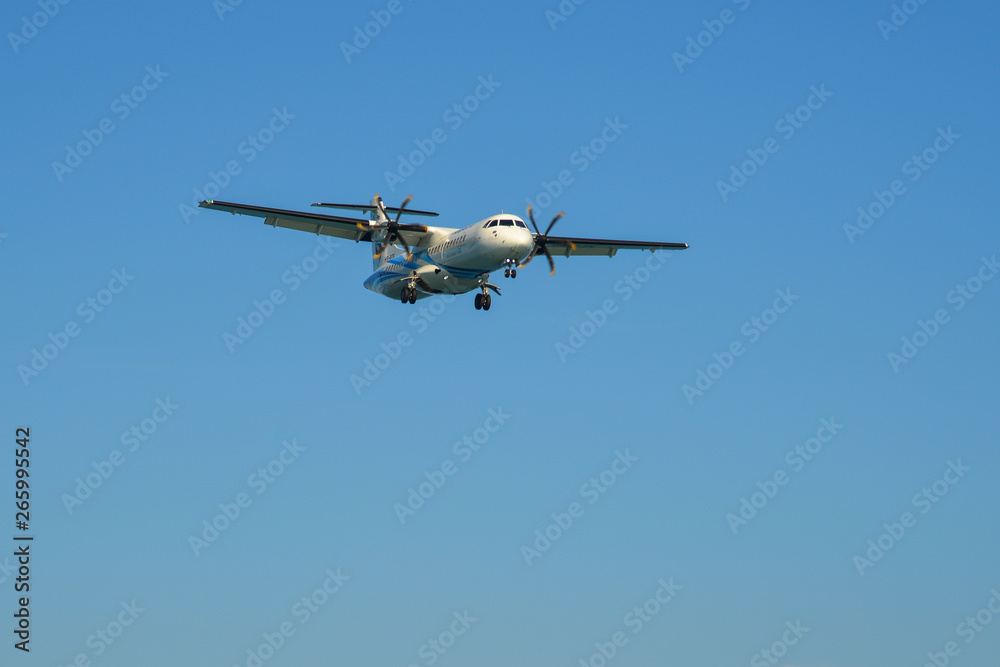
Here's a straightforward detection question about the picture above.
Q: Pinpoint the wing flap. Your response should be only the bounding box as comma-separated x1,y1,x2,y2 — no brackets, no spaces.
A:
262,215,373,242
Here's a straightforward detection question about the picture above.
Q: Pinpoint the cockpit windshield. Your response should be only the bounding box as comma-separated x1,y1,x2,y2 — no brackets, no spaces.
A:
485,217,527,228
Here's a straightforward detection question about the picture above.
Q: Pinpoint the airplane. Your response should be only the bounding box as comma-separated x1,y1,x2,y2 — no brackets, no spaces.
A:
199,194,688,311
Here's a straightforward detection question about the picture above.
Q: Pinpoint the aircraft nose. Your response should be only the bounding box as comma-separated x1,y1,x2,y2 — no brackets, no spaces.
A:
520,229,537,260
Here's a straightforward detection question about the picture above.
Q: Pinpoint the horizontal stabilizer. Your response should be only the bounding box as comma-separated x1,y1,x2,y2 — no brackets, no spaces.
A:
312,202,439,217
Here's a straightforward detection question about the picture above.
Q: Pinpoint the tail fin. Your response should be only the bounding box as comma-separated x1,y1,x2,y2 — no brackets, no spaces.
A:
370,194,388,268
370,193,389,224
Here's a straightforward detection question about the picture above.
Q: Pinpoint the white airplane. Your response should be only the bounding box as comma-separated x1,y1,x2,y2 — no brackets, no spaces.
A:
199,194,688,310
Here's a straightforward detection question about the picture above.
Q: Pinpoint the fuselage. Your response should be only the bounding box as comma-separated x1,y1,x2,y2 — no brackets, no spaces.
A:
363,213,534,300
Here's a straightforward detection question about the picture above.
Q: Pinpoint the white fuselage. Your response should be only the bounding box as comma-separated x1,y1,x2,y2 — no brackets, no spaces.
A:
363,214,535,301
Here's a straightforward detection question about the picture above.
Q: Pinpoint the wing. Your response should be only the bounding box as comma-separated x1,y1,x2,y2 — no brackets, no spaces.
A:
198,200,433,244
542,235,689,257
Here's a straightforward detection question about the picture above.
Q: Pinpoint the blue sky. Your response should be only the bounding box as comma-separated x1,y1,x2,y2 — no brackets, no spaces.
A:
3,0,999,665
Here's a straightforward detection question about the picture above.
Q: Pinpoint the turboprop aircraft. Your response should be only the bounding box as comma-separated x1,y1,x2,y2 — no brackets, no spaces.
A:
199,194,688,311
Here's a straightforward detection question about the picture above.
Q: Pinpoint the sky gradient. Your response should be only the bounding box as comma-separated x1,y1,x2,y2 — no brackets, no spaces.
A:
3,1,999,666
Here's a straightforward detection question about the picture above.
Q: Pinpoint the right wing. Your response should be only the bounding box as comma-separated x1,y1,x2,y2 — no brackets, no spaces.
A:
542,235,690,257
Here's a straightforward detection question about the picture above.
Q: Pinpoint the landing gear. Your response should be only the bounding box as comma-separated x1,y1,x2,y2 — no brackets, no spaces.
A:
474,285,494,311
502,259,518,279
400,285,418,304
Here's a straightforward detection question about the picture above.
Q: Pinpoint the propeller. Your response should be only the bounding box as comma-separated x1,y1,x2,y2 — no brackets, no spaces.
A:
520,206,573,276
365,195,427,260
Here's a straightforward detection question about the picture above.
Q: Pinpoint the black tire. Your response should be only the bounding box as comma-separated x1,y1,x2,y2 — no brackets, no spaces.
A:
483,294,492,311
504,268,510,278
400,289,408,303
408,288,417,304
474,293,483,310
511,269,517,278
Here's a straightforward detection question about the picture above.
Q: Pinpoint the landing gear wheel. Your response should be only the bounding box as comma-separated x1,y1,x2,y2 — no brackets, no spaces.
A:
408,288,417,304
474,293,483,310
511,268,517,278
400,289,409,304
504,268,510,278
483,293,492,311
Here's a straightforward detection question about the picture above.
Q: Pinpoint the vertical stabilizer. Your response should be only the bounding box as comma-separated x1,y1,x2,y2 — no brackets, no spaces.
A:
371,193,388,269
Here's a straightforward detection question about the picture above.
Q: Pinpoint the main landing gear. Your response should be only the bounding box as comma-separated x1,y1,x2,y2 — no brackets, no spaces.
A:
400,284,418,304
474,284,500,311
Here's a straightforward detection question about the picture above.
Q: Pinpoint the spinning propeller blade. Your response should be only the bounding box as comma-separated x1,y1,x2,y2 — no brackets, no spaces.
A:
521,205,567,276
374,195,422,260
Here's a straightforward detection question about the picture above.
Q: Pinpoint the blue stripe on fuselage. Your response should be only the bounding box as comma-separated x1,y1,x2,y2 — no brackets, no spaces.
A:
369,250,484,288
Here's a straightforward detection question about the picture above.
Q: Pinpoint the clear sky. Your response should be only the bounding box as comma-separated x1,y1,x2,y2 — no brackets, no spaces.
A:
3,0,999,665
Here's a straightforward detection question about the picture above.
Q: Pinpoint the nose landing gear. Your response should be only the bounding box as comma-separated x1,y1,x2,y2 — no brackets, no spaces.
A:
502,259,518,279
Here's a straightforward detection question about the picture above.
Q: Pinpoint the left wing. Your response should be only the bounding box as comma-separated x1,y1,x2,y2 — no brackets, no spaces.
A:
542,235,689,257
198,200,431,245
